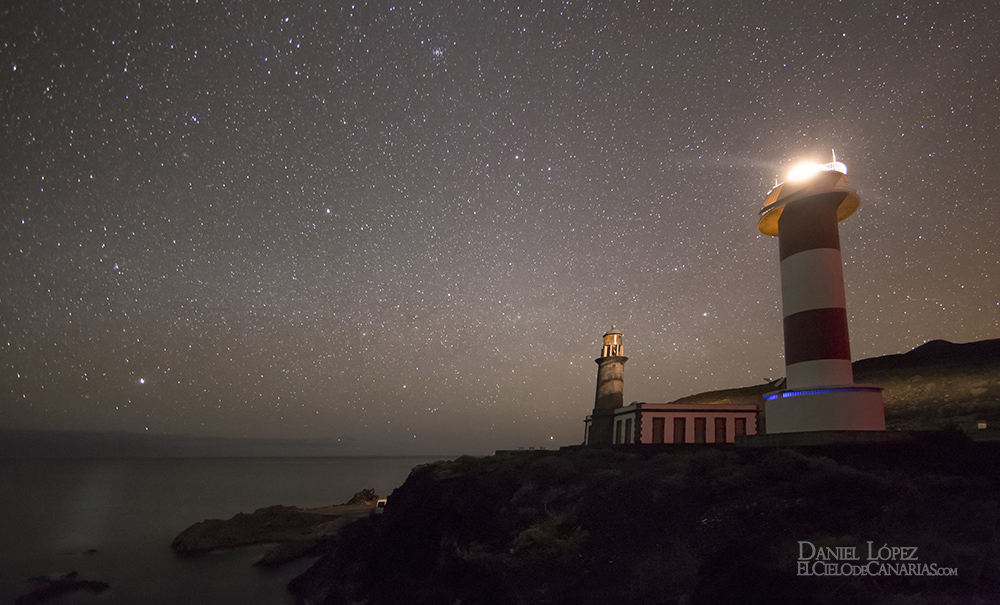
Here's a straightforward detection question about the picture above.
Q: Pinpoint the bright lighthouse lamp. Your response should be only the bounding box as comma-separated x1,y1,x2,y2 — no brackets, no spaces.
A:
786,159,849,182
758,154,856,237
787,162,822,181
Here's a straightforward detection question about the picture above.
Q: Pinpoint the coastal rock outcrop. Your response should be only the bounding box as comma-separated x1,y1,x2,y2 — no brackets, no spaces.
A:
15,572,109,605
289,436,1000,605
172,505,334,554
344,488,378,505
172,490,378,563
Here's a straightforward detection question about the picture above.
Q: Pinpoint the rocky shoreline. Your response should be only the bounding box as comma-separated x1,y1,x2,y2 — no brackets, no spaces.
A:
171,489,379,567
12,490,380,604
286,435,1000,605
14,572,109,605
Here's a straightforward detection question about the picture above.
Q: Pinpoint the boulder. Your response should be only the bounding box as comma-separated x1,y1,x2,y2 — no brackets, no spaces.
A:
15,572,109,605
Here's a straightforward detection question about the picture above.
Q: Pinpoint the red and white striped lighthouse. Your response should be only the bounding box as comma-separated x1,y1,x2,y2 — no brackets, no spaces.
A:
758,155,885,433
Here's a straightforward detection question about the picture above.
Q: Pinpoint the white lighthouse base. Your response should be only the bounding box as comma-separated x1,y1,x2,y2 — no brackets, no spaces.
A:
764,385,885,434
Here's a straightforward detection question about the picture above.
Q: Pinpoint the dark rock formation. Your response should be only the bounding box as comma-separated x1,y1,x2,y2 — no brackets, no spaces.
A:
289,436,1000,605
15,572,109,605
345,488,378,505
172,491,378,565
172,505,335,555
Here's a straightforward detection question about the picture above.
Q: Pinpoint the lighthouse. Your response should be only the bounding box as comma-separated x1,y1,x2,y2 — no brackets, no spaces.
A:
588,325,628,445
757,154,885,433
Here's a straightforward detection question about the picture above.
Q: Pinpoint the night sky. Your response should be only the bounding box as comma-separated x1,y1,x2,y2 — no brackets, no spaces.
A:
2,0,998,455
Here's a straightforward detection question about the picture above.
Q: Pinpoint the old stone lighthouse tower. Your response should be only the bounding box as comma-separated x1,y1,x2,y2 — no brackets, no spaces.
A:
589,326,628,445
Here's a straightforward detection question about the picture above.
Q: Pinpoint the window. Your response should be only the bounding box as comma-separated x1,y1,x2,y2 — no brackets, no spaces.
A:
652,417,665,444
694,418,707,443
714,417,727,443
673,417,686,444
624,418,633,444
615,420,623,444
735,417,747,437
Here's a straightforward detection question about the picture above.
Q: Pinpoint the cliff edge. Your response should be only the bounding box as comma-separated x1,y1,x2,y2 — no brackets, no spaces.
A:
289,435,1000,605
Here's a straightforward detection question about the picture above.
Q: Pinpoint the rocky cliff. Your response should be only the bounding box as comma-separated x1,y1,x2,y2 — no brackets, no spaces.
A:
283,339,1000,604
171,491,378,567
289,435,1000,605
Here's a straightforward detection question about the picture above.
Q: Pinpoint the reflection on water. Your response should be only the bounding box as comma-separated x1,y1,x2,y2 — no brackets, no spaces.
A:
52,461,121,553
0,456,447,603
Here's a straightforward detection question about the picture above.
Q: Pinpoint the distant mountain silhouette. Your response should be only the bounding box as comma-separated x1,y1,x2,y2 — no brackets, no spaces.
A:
853,338,1000,431
657,338,1000,432
854,338,1000,374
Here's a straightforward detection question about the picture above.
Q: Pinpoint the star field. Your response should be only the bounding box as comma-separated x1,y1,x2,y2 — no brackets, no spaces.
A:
2,0,998,454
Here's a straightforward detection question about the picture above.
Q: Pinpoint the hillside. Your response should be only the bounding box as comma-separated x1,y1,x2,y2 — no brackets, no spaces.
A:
853,339,1000,431
659,339,1000,432
288,435,1000,605
284,339,1000,604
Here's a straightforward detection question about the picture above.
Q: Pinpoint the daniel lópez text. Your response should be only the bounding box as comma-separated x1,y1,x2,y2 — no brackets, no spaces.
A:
797,541,959,577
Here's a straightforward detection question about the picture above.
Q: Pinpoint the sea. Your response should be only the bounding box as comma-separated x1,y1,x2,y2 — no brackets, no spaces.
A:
0,456,450,604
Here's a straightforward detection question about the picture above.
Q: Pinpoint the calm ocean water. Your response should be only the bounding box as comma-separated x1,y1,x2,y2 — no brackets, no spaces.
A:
0,456,449,604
